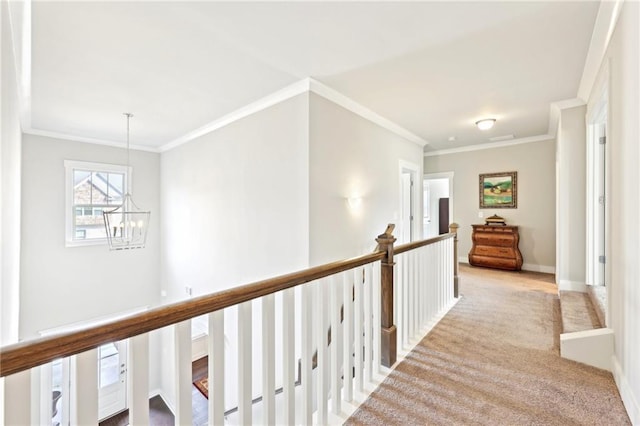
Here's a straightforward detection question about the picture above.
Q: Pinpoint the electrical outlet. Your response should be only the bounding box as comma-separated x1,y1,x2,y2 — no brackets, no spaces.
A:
185,286,192,296
478,211,484,218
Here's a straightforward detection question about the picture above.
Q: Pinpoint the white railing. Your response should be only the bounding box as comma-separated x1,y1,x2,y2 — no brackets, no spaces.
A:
0,226,458,425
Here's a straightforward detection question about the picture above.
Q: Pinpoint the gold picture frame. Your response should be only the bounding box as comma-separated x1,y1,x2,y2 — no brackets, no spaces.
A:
479,171,517,208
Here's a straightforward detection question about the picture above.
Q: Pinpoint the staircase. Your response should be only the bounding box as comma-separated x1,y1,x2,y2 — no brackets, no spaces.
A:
559,287,613,371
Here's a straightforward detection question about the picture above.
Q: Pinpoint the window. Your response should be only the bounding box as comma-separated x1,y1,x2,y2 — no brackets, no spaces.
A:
65,161,130,247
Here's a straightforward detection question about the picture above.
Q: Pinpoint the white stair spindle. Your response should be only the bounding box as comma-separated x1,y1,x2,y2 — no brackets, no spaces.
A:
363,263,372,384
316,280,328,425
129,333,150,426
209,310,225,426
238,301,252,425
330,275,342,415
75,349,98,425
354,268,364,393
3,369,31,425
372,261,381,375
175,320,193,426
282,288,296,425
301,283,313,425
342,271,354,402
262,294,276,425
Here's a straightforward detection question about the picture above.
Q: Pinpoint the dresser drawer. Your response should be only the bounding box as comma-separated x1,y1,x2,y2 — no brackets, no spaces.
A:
474,235,515,247
469,255,518,270
473,245,514,257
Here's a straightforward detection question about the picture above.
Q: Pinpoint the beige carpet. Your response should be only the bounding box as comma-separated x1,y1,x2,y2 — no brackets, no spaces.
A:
346,264,630,425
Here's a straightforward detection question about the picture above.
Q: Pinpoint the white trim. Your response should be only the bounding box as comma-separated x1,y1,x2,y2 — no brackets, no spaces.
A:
25,128,159,153
308,78,428,147
423,134,552,157
577,0,624,102
558,280,587,292
160,78,428,152
521,263,556,274
560,327,614,371
64,160,131,248
459,259,555,274
548,98,587,137
39,306,148,336
423,172,454,237
399,160,422,243
612,357,640,425
160,79,310,152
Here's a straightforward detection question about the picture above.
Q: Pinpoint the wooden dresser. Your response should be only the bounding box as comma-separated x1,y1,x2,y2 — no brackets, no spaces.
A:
469,225,523,271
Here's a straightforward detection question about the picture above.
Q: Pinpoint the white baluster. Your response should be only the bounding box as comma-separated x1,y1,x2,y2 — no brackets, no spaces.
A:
354,268,364,393
316,280,328,425
363,263,372,384
262,294,275,425
209,310,225,426
175,320,193,425
38,363,52,424
282,288,295,425
330,275,342,415
372,261,381,375
342,271,354,402
301,283,313,425
75,349,98,425
238,301,252,425
129,333,150,425
3,369,31,424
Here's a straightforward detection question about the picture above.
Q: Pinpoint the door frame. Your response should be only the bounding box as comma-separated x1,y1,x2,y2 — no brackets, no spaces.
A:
399,160,422,243
423,172,454,236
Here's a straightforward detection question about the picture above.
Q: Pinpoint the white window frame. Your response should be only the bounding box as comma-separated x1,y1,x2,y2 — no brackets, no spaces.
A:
65,160,131,247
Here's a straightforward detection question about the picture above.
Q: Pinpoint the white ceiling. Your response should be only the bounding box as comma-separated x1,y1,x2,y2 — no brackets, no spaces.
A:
27,1,599,152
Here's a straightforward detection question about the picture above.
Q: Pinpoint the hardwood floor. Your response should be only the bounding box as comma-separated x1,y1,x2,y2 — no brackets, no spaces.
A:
99,357,209,426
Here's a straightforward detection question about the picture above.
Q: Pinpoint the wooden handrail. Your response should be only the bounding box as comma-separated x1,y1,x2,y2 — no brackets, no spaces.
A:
0,231,455,378
0,251,385,377
394,232,454,255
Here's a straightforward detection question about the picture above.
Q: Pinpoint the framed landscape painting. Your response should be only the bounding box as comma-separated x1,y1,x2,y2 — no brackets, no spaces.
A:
479,171,517,208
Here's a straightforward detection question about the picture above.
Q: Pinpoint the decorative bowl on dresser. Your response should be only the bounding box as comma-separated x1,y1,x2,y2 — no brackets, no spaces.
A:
468,224,523,271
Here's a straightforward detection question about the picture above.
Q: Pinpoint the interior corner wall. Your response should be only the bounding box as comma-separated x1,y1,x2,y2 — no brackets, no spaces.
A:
592,1,640,422
308,93,424,265
1,0,22,347
424,139,556,272
556,105,587,288
19,135,161,338
159,92,310,409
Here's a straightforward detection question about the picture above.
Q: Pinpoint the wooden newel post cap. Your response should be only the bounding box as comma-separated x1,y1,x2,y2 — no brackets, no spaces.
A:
376,224,397,248
449,223,459,234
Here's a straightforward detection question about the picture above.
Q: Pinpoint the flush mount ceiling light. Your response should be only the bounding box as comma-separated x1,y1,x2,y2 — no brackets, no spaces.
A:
103,113,151,250
475,118,496,131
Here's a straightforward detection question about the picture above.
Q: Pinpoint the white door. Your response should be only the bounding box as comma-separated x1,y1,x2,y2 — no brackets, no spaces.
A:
98,341,128,420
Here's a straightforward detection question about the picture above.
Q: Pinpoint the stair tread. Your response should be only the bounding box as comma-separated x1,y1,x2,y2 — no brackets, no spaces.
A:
559,291,602,333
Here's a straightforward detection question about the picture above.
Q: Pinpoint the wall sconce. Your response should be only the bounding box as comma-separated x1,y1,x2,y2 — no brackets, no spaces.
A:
347,196,363,209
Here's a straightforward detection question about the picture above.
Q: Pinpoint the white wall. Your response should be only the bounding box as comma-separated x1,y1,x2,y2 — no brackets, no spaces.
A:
556,105,587,290
0,0,22,347
594,2,640,422
20,135,161,338
424,139,556,272
308,93,424,265
160,93,310,410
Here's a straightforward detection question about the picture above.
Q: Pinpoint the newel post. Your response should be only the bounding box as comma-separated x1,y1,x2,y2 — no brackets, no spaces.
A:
376,224,397,367
449,223,460,298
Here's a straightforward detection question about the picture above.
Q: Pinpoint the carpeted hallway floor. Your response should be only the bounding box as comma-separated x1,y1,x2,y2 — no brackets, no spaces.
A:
346,264,630,425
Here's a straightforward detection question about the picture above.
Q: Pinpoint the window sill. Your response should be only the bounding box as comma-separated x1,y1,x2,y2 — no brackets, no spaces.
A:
65,238,108,248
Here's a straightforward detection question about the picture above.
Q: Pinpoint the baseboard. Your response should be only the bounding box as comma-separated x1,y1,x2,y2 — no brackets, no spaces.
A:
558,280,587,292
152,389,175,416
612,356,640,424
458,257,468,265
521,263,555,274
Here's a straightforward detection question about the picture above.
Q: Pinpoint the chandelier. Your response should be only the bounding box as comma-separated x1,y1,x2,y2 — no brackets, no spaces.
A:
103,113,151,250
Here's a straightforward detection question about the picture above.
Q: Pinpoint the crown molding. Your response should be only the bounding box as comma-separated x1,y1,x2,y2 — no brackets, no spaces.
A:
159,79,311,152
423,134,553,157
160,77,428,152
24,128,160,153
577,0,624,102
307,78,428,147
547,98,587,137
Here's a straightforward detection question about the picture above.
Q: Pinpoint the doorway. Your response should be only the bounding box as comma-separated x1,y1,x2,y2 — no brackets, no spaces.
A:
423,172,454,238
399,161,421,244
